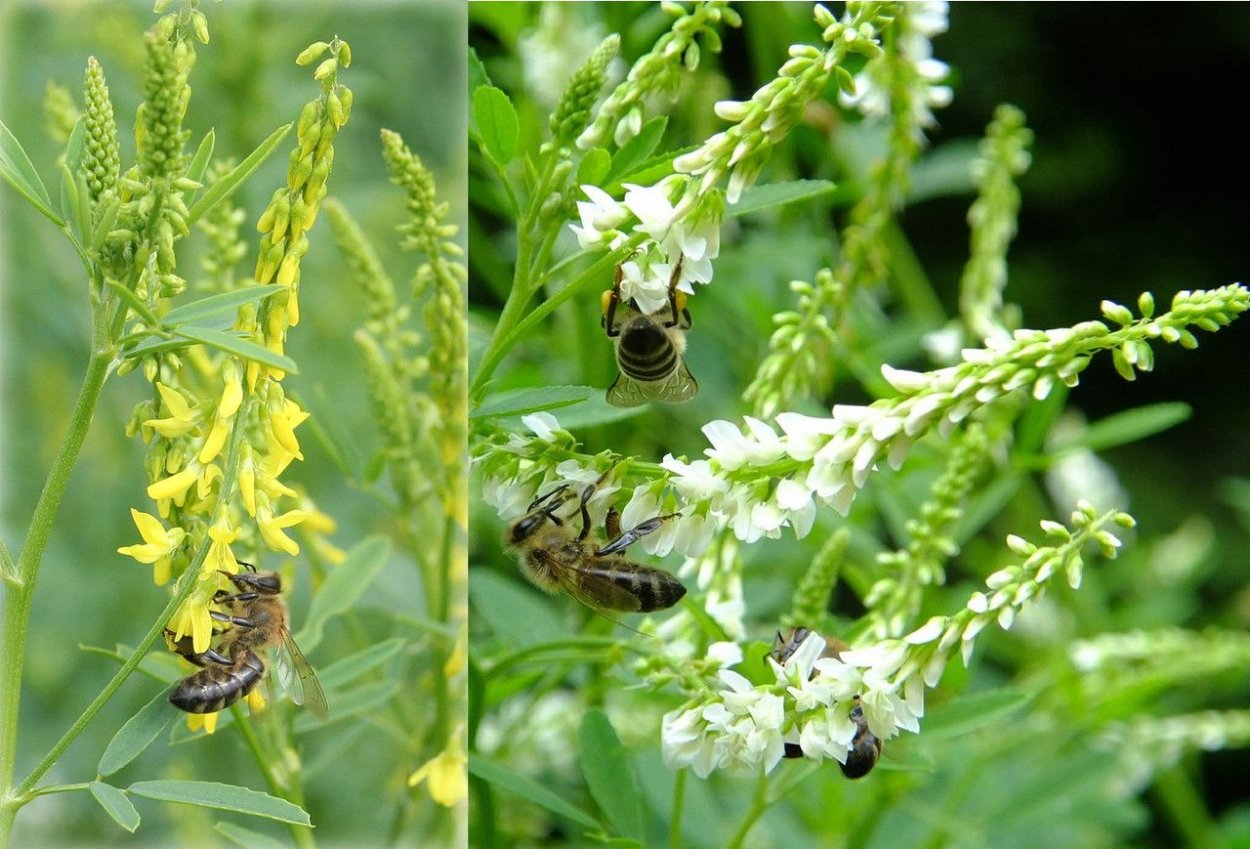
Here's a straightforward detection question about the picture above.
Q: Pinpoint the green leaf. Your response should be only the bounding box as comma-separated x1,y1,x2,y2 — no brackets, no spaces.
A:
98,689,176,776
90,782,140,833
161,285,284,328
471,385,596,420
726,179,837,218
921,689,1033,740
469,571,566,647
184,129,216,188
293,680,399,734
605,117,667,183
537,394,645,430
170,325,298,374
187,123,292,225
579,711,643,840
606,146,688,192
578,147,611,186
127,780,311,826
215,821,290,849
0,116,62,225
468,46,492,96
1068,402,1192,454
296,536,391,652
469,754,599,831
316,637,406,690
1,538,17,584
65,117,86,173
473,85,519,164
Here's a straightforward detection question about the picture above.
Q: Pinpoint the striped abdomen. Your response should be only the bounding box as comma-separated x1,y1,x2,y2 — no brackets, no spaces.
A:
583,559,686,612
617,318,678,382
169,649,266,714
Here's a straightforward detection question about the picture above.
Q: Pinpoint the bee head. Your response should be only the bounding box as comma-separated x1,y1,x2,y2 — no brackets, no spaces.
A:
228,570,283,595
508,509,560,544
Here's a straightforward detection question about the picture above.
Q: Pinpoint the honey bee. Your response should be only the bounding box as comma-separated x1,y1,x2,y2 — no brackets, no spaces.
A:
771,626,882,779
600,258,698,407
168,563,328,720
505,476,688,614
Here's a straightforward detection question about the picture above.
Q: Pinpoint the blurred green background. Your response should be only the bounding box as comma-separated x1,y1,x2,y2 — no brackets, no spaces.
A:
1,1,463,846
467,4,1250,848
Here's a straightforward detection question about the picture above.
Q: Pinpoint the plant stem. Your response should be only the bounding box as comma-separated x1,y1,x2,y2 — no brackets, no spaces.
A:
725,769,772,849
0,348,112,848
668,769,687,849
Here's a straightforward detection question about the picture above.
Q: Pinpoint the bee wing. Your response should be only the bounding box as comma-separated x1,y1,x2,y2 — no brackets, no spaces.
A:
276,628,329,720
532,549,643,612
649,357,698,403
605,372,650,408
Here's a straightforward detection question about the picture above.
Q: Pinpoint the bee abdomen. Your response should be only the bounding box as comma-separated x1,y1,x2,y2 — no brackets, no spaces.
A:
590,562,686,612
169,650,266,714
619,324,677,381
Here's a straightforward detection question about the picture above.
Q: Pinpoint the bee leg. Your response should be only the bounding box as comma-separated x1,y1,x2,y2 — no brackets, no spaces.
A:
526,483,570,514
662,255,686,329
576,481,596,541
209,611,257,629
603,264,624,337
235,560,257,572
604,508,622,546
594,512,681,556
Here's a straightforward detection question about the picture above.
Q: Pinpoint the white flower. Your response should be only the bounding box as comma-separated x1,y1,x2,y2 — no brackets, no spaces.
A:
617,256,674,315
520,412,561,442
623,181,680,244
570,185,629,250
661,455,730,502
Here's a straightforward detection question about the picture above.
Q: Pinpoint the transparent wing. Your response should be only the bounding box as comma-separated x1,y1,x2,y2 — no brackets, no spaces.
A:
532,550,643,612
605,372,650,407
649,358,698,403
275,627,329,720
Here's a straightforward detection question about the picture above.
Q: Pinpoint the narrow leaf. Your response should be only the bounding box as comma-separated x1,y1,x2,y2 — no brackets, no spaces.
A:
127,780,311,826
106,280,161,326
185,129,216,187
578,147,611,186
469,754,599,831
90,782,141,833
470,385,596,420
579,711,643,840
99,688,176,776
170,325,298,374
605,117,667,182
1,538,17,584
161,285,284,327
0,117,62,225
468,46,492,98
726,179,837,218
1072,402,1192,454
187,123,292,225
316,637,406,690
215,821,290,849
473,85,519,164
296,536,390,651
921,690,1033,740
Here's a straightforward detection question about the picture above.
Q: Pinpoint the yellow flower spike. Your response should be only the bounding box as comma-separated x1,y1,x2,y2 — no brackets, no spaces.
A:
300,504,337,535
258,508,309,555
408,726,467,807
148,466,199,502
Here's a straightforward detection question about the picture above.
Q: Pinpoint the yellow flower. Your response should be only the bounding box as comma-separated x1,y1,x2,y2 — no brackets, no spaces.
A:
246,688,267,713
186,712,219,735
148,466,199,502
206,519,239,575
258,506,310,555
268,398,308,460
408,727,467,808
170,591,215,654
198,364,244,464
239,444,257,516
117,508,186,585
143,382,199,438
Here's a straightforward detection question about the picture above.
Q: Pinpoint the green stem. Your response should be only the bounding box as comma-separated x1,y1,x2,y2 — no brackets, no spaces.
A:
724,769,772,849
0,348,112,847
1153,765,1216,849
668,769,687,849
234,711,316,849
